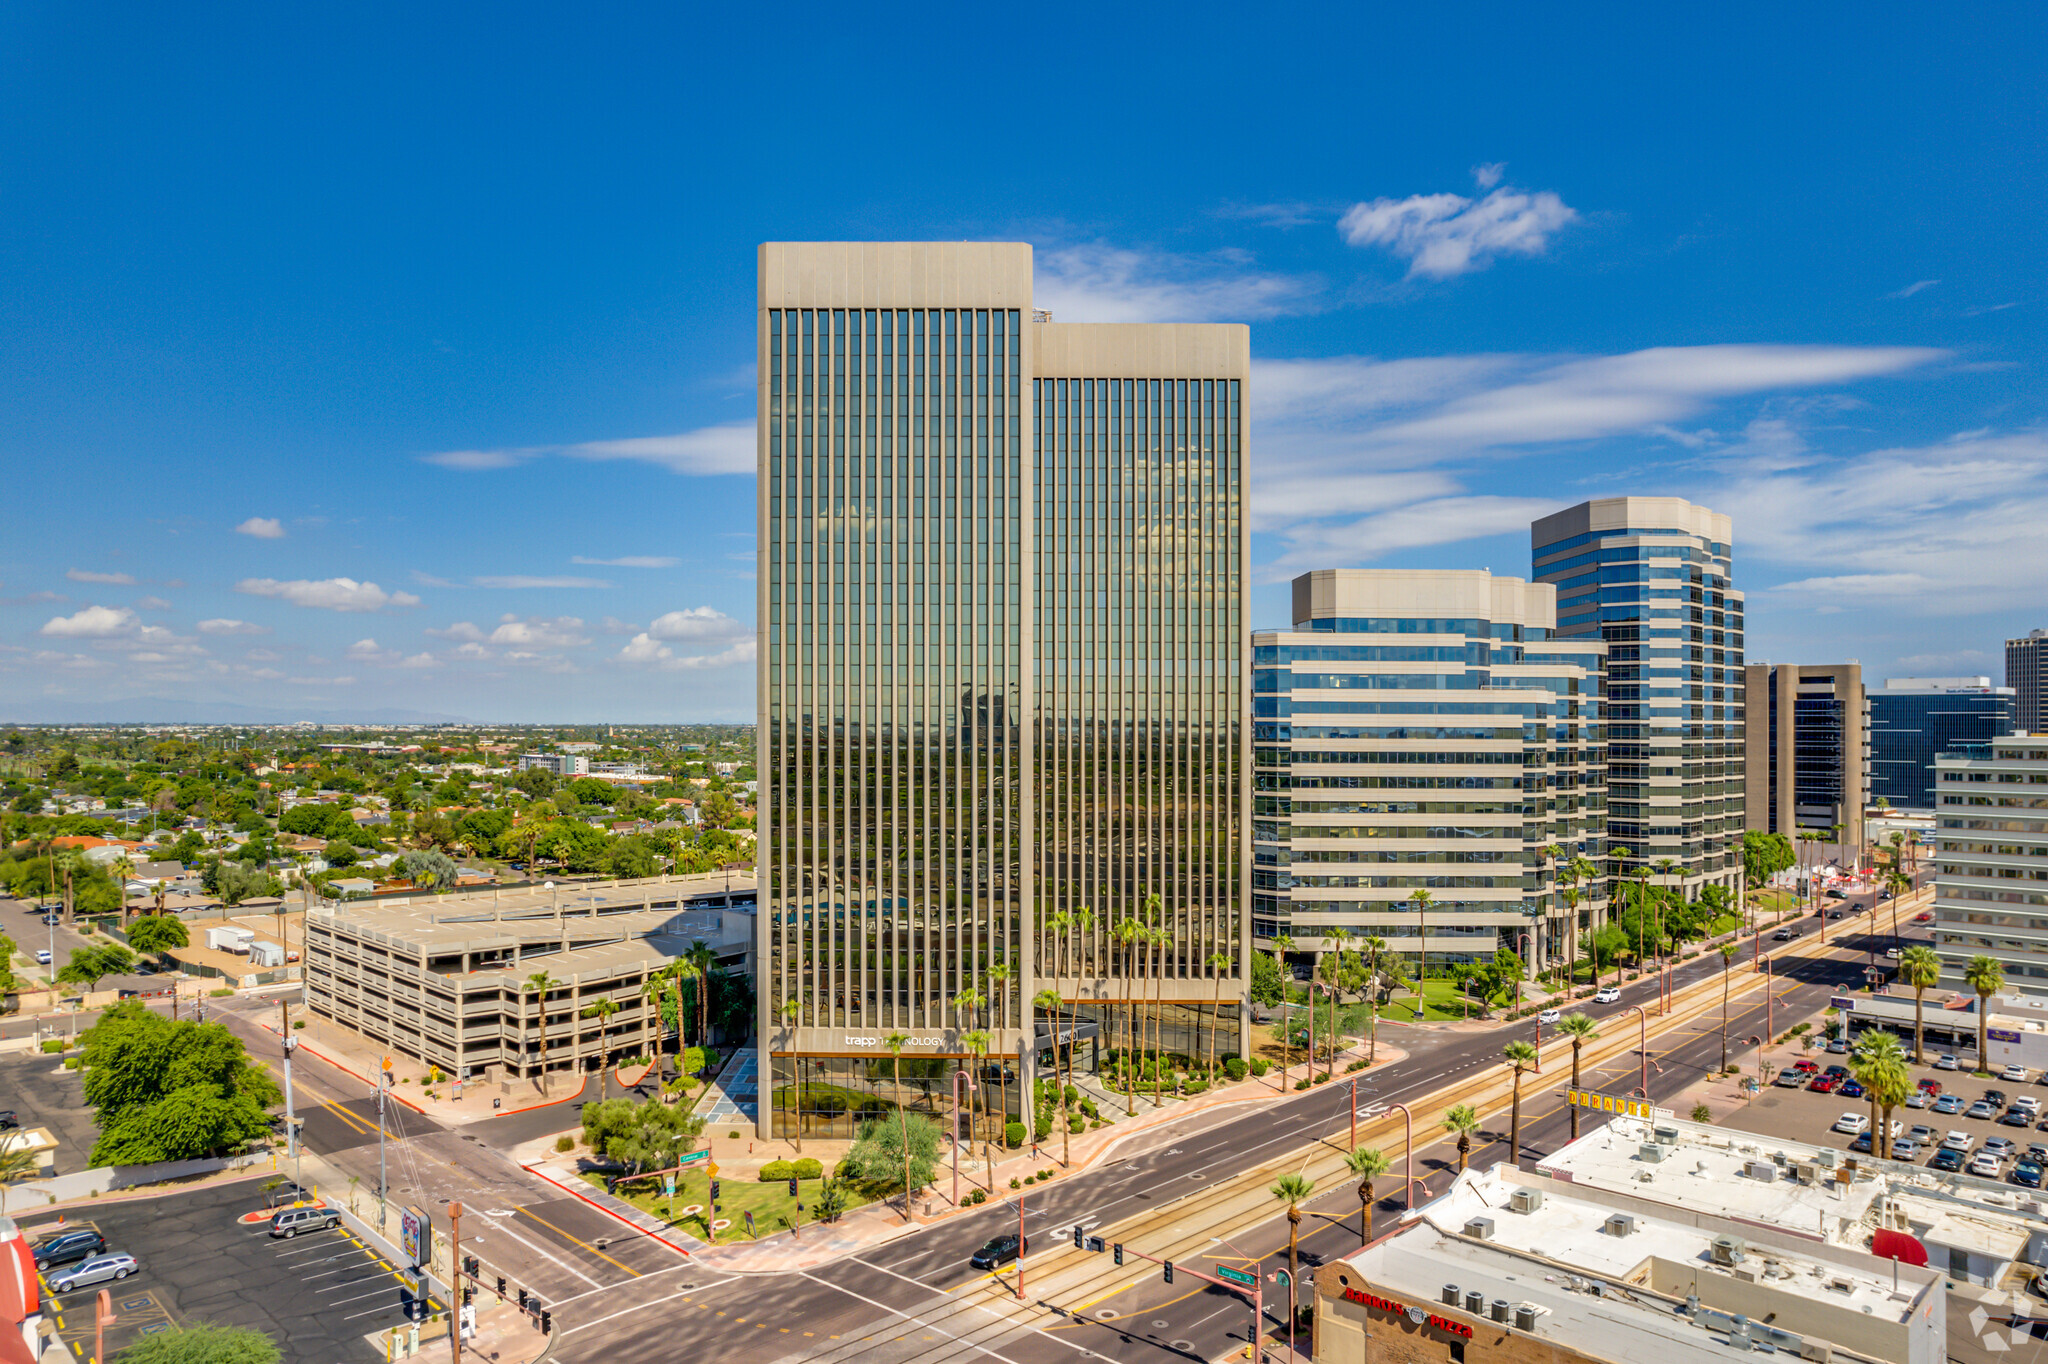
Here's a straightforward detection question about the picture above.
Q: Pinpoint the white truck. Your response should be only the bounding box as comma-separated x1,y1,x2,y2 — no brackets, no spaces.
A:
206,926,255,954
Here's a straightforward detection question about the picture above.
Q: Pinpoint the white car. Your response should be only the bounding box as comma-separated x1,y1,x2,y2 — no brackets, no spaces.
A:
34,949,50,965
1970,1153,2004,1178
2005,1065,2031,1083
1593,986,1622,1005
1833,1113,1870,1135
1537,1009,1561,1025
1935,1054,1961,1071
1891,1137,1923,1160
2015,1097,2041,1115
1943,1131,1975,1152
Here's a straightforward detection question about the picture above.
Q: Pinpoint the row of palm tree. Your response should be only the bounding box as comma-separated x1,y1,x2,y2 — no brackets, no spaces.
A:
519,940,721,1095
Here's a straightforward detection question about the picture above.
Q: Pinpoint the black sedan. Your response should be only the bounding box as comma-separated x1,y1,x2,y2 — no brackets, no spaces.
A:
970,1234,1029,1269
1930,1148,1967,1173
2001,1108,2034,1127
2015,1161,2046,1189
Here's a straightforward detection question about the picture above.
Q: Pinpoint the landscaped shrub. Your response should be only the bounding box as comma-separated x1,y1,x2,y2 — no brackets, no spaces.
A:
1078,1098,1100,1120
1184,1079,1208,1095
1225,1058,1247,1081
1345,1059,1368,1073
1068,1115,1084,1134
759,1160,797,1182
793,1158,823,1180
1248,1058,1270,1078
41,1039,64,1054
1063,1084,1079,1104
1294,1078,1311,1091
1690,1103,1713,1124
1313,1073,1330,1085
1009,1176,1021,1189
554,1135,574,1153
1004,1121,1027,1149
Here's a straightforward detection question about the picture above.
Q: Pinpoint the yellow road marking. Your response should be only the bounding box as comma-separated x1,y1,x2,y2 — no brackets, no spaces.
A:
1048,1282,1213,1330
1071,1281,1137,1313
514,1207,642,1278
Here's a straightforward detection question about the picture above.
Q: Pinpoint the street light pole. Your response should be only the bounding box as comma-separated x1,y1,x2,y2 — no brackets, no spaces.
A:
1388,1102,1418,1210
378,1055,391,1230
1628,1005,1648,1098
281,1000,300,1192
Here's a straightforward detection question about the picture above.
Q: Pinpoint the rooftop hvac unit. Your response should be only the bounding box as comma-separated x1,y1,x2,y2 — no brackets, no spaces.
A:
1490,1298,1511,1324
1813,1149,1839,1170
1640,1143,1671,1163
1606,1213,1635,1237
1465,1217,1496,1241
1514,1304,1538,1331
1510,1187,1545,1214
1655,1125,1681,1144
1442,1284,1460,1306
1745,1160,1778,1181
1795,1162,1822,1185
1465,1289,1486,1314
1711,1234,1749,1265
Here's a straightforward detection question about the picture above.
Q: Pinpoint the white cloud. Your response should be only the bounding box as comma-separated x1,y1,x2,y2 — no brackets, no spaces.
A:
197,618,269,636
619,633,671,663
1265,496,1562,577
487,616,589,649
471,575,612,589
40,605,137,638
1339,181,1578,279
571,556,679,569
427,622,487,642
66,569,136,585
1034,243,1320,323
451,642,492,661
397,652,441,669
647,606,747,641
235,578,422,612
284,675,356,686
345,638,393,661
235,517,287,539
619,634,756,671
134,596,173,611
1886,279,1940,299
423,424,755,478
1471,162,1506,190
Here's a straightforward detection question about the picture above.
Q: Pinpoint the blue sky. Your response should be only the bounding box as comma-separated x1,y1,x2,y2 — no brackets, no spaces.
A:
2,3,2042,722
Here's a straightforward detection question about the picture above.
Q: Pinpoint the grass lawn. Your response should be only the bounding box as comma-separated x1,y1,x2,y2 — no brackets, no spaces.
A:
590,1170,876,1244
1375,979,1484,1023
1753,890,1799,915
1707,914,1741,935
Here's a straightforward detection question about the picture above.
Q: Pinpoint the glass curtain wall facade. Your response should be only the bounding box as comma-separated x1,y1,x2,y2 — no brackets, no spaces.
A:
757,244,1250,1142
1870,681,2016,811
2008,631,2048,736
1533,499,1745,898
1251,570,1607,977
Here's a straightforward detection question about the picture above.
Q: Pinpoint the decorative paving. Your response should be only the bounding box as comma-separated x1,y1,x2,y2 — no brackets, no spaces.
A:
694,1050,757,1124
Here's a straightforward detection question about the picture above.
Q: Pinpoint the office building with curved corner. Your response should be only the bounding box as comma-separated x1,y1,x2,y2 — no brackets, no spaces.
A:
755,242,1250,1143
1253,569,1607,978
1532,497,1745,900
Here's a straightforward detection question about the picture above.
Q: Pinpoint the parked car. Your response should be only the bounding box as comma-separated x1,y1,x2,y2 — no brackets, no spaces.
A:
2028,1143,2048,1162
969,1234,1029,1269
1833,1113,1870,1135
1908,1124,1938,1144
1849,1132,1875,1153
2001,1108,2033,1127
1986,1089,2009,1107
1774,1069,1808,1088
1935,1054,1961,1071
49,1254,137,1295
1970,1153,2004,1179
1884,948,1902,960
1809,1076,1841,1094
1931,1148,1967,1172
0,1112,16,1131
1943,1131,1975,1152
2017,1096,2041,1114
2006,1065,2031,1083
1986,1136,2019,1158
1593,986,1622,1005
1892,1137,1923,1160
34,949,50,965
1538,1009,1561,1025
1826,1038,1851,1053
1918,1078,1943,1095
1793,1059,1821,1075
2015,1160,2046,1189
1968,1101,2001,1121
1916,912,1934,923
1840,1079,1866,1099
269,1206,339,1238
1906,1090,1933,1108
1933,1094,1965,1115
32,1231,106,1269
1823,1065,1850,1079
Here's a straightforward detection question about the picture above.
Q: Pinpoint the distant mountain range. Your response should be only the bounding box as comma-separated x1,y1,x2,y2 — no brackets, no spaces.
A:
0,698,473,725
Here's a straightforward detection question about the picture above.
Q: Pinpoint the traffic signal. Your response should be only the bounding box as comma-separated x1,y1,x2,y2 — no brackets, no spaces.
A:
462,1287,474,1307
710,1179,722,1202
1072,1225,1084,1249
1163,1261,1174,1285
517,1288,529,1311
1113,1243,1124,1267
540,1310,552,1335
1087,1236,1107,1253
788,1177,799,1198
495,1276,506,1299
463,1254,479,1278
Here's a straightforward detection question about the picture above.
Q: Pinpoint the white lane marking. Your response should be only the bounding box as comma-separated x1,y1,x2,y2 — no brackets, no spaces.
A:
473,1213,606,1293
559,1288,697,1336
795,1271,1025,1364
545,1263,710,1309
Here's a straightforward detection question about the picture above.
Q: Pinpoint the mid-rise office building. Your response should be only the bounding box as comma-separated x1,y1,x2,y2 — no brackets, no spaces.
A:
1253,570,1606,976
1933,733,2048,994
2008,629,2048,734
1869,676,2015,811
755,242,1249,1140
1742,662,1867,854
1532,498,1745,896
517,752,590,777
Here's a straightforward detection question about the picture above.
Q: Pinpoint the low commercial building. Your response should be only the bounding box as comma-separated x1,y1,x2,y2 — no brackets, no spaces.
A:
1316,1161,1942,1364
303,873,755,1084
516,753,590,777
1934,734,2048,994
1870,677,2015,813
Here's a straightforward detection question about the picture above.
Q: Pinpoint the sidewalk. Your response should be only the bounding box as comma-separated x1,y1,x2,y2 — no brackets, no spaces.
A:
279,1009,605,1126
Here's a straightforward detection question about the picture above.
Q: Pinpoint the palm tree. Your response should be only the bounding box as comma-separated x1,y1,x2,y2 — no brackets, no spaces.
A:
1205,950,1232,1079
883,1032,914,1221
988,961,1016,1131
580,997,621,1070
1502,1040,1539,1164
524,970,558,1095
1885,868,1911,946
1965,955,2005,1072
1147,924,1171,1106
779,994,803,1152
1269,1173,1316,1333
1441,1103,1480,1171
511,805,554,876
1361,935,1389,1063
1343,1147,1391,1247
1034,989,1071,1166
962,1029,994,1179
1270,934,1296,1092
110,852,135,922
1114,917,1143,1112
1048,911,1071,980
1074,906,1096,979
1406,888,1434,1017
54,847,87,926
1718,942,1740,1074
686,940,718,1046
1556,1007,1605,1138
0,1144,38,1216
637,971,664,1064
674,958,701,1051
1654,857,1681,977
1898,945,1942,1064
1850,1030,1910,1160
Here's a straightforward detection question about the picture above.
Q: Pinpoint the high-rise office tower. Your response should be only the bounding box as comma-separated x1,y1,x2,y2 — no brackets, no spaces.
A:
2008,630,2048,734
1532,498,1745,896
755,243,1249,1141
1252,570,1608,977
1743,663,1867,855
1869,677,2016,810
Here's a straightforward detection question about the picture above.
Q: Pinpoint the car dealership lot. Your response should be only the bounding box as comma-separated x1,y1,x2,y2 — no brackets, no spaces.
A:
22,1179,439,1361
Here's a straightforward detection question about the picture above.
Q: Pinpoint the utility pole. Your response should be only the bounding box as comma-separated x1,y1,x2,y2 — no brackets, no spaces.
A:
281,999,300,1191
448,1201,463,1364
379,1055,392,1230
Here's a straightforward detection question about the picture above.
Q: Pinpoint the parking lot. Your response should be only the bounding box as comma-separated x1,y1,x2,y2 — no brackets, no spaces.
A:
0,1051,104,1176
1724,1043,2048,1188
23,1179,441,1361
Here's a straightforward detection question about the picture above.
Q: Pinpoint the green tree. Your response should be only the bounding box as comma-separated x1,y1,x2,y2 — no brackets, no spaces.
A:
1718,942,1740,1073
525,970,559,1095
581,1096,703,1174
1503,1040,1539,1163
1965,955,2004,1071
1897,945,1943,1064
884,1032,914,1221
80,1002,281,1164
839,1112,943,1195
0,1142,36,1216
395,849,459,892
1406,887,1434,1013
127,913,189,958
321,839,359,869
1033,989,1072,1168
580,997,622,1067
58,943,135,992
1556,1013,1600,1140
1343,1146,1391,1248
962,1029,993,1172
1248,949,1285,1007
1270,1173,1316,1328
120,1323,281,1364
1441,1103,1480,1171
1849,1030,1911,1160
1269,934,1295,1092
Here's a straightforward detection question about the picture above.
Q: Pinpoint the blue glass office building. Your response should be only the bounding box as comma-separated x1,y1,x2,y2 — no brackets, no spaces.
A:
1870,681,2015,810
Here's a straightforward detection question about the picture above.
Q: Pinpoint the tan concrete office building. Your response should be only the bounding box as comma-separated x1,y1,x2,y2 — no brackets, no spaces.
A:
1744,662,1868,854
756,242,1250,1141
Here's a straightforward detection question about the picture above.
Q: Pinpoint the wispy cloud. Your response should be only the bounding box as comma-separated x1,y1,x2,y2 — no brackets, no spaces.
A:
197,619,268,636
235,578,422,612
647,606,747,641
1885,279,1940,299
234,516,287,539
471,575,612,590
422,423,755,477
67,569,136,586
1338,169,1577,279
1034,242,1320,322
571,556,678,569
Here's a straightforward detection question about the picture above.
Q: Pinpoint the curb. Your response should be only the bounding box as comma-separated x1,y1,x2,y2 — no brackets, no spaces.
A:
291,1038,430,1115
520,1162,698,1258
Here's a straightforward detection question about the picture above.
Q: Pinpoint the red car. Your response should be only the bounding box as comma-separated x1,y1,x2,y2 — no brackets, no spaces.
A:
1918,1078,1942,1095
1792,1059,1820,1074
1809,1076,1841,1094
1915,912,1934,923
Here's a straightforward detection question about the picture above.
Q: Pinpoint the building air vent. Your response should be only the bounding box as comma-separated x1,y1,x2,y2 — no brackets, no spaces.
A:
1465,1289,1485,1314
1515,1304,1538,1331
1655,1125,1681,1144
1745,1160,1777,1181
1510,1188,1545,1214
1490,1298,1511,1324
1465,1217,1496,1241
1443,1284,1460,1306
1640,1143,1671,1163
1606,1213,1636,1238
